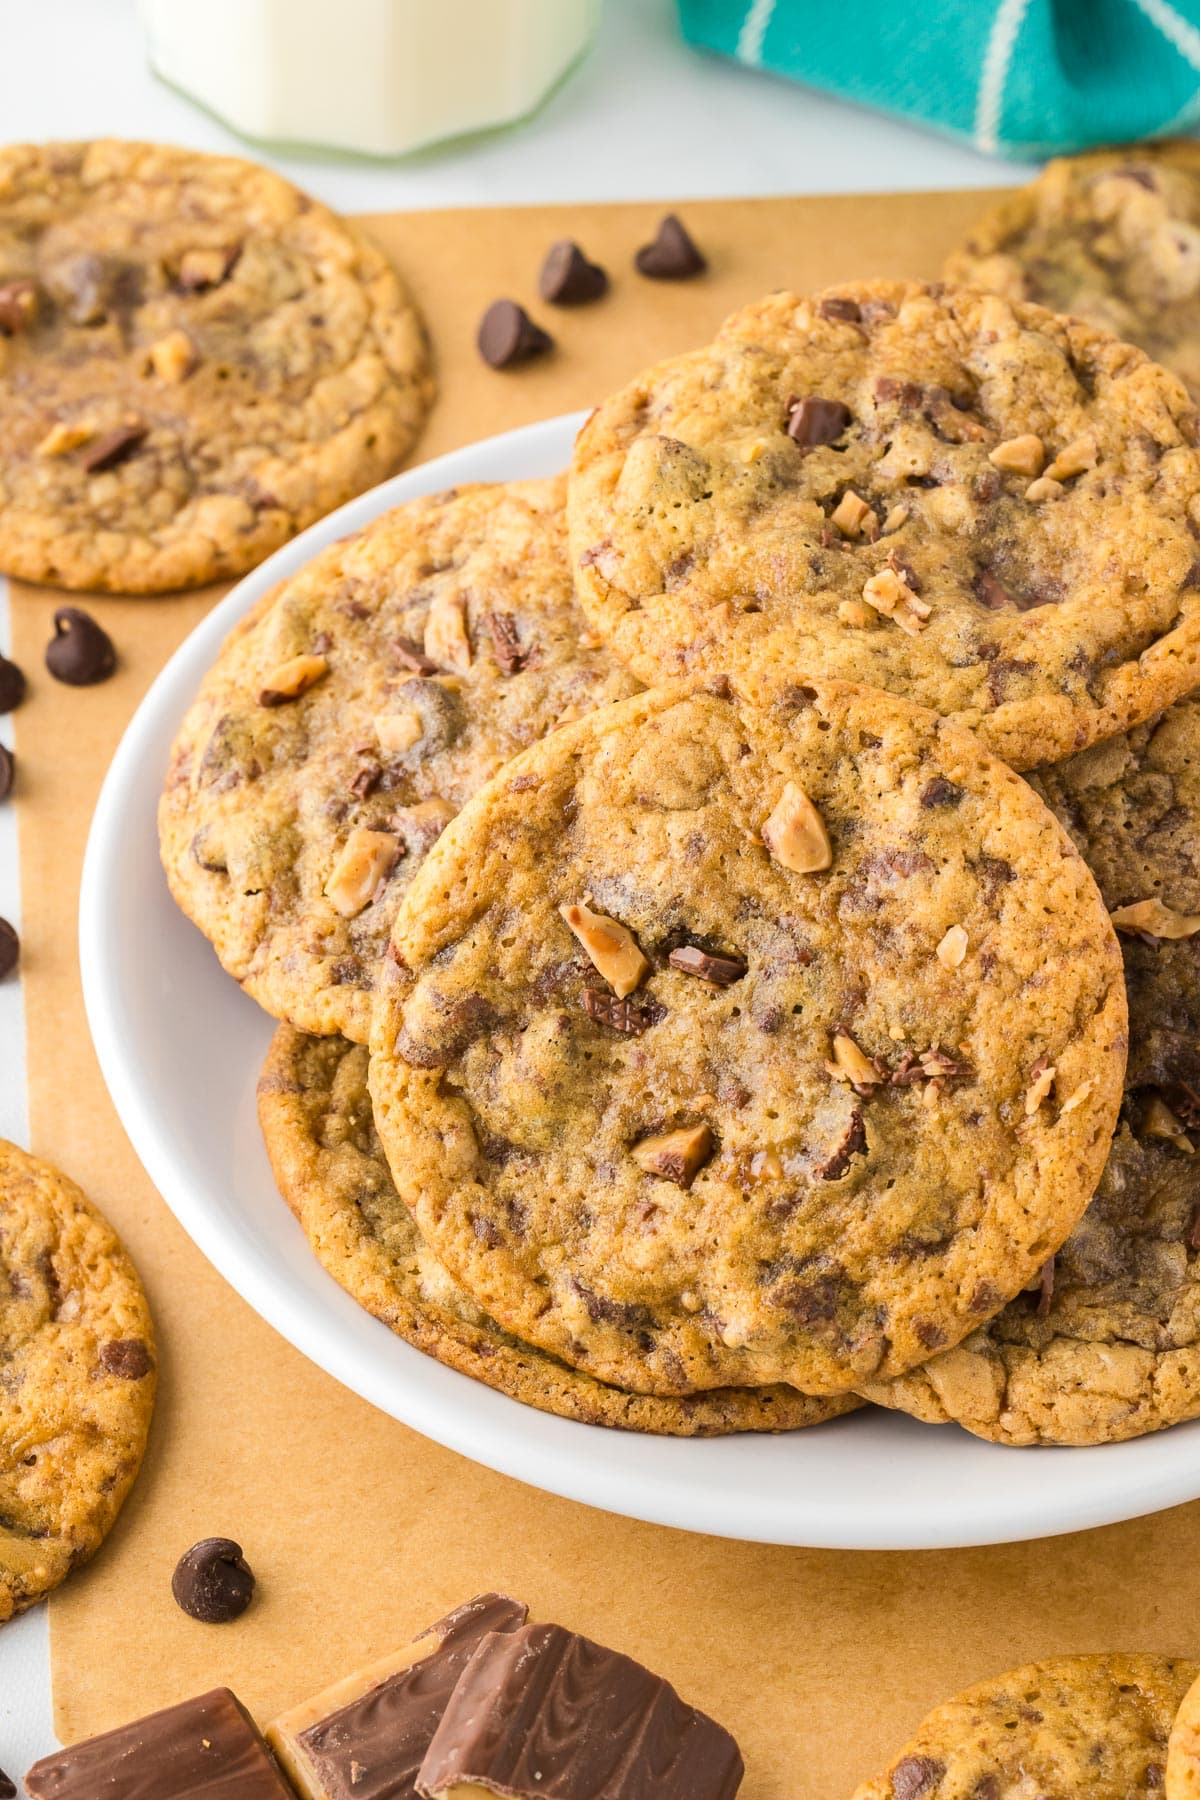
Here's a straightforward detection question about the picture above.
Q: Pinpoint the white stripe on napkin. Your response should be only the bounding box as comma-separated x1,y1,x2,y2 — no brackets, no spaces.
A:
974,0,1032,154
736,0,777,66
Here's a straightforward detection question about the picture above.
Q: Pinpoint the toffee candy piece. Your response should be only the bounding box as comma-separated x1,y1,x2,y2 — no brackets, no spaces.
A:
416,1621,744,1799
269,1592,527,1800
25,1686,292,1800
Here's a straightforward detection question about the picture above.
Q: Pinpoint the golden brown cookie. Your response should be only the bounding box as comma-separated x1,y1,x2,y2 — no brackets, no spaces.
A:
1168,1669,1200,1799
369,677,1126,1399
159,477,640,1042
0,139,432,593
947,142,1200,400
864,697,1200,1445
258,1026,855,1436
567,280,1200,770
852,1653,1198,1800
0,1140,156,1621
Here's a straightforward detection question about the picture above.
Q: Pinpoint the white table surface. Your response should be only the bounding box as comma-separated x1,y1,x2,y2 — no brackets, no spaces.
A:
0,0,1040,1786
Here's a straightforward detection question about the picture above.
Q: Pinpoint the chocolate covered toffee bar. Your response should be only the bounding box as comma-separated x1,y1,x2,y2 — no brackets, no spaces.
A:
269,1593,528,1800
416,1621,744,1799
24,1687,292,1799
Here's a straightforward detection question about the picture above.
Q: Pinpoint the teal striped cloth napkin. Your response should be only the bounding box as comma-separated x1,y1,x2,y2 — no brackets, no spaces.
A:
677,0,1200,157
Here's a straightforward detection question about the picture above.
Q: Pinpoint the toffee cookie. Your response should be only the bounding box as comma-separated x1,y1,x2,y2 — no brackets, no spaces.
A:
947,142,1200,400
259,1027,850,1434
0,139,432,593
0,1140,156,1620
159,477,639,1042
852,1654,1198,1800
864,696,1200,1445
368,678,1126,1398
567,280,1200,770
1168,1669,1200,1799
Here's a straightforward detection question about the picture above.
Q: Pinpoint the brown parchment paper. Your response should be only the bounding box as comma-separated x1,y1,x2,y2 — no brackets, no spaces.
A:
13,191,1200,1799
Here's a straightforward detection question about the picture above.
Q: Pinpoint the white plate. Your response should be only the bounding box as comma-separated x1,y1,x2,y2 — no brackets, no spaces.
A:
81,412,1200,1551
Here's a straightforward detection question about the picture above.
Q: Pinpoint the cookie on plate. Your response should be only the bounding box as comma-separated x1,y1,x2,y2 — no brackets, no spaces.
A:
159,476,640,1043
0,139,432,593
368,677,1126,1398
258,1025,854,1435
947,142,1200,400
852,1653,1198,1800
1168,1668,1200,1799
0,1140,156,1621
567,280,1200,770
863,695,1200,1445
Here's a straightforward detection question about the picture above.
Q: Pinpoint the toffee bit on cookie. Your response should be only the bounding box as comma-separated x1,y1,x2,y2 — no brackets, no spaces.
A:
1025,476,1065,504
762,781,832,874
423,591,471,672
634,213,707,281
1058,1079,1093,1116
861,565,931,635
258,652,328,707
1044,433,1098,482
80,419,146,473
582,988,664,1035
826,1030,883,1094
0,277,37,335
988,433,1045,477
559,902,649,998
324,828,399,918
668,944,747,987
36,419,95,458
785,395,851,448
486,609,529,674
375,709,423,754
830,489,877,540
881,502,909,533
935,924,969,969
176,243,241,291
1110,897,1200,938
1139,1093,1194,1153
144,328,196,383
1024,1057,1057,1115
631,1123,714,1188
749,1147,783,1181
815,1108,867,1181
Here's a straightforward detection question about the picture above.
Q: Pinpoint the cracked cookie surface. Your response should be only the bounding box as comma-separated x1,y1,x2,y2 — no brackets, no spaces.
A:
0,1140,156,1621
864,694,1200,1444
852,1654,1198,1800
368,678,1126,1398
567,280,1200,770
258,1026,853,1435
0,139,432,592
159,477,639,1042
948,141,1200,401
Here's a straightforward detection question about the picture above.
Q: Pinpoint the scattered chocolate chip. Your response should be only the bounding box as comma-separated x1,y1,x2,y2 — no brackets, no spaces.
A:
539,239,608,305
0,1767,14,1800
0,656,25,714
477,299,553,369
582,988,664,1035
99,1338,153,1380
0,745,12,801
486,610,529,674
668,945,746,987
634,213,706,280
45,608,116,686
80,420,146,473
172,1537,256,1624
785,396,852,449
0,919,19,980
0,278,37,335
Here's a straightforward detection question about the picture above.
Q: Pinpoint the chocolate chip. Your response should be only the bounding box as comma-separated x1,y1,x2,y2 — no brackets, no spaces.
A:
0,656,25,714
1036,1255,1056,1317
80,420,146,473
668,945,746,987
582,989,665,1034
919,777,963,808
486,610,529,674
394,638,439,676
0,919,18,981
892,1755,945,1800
785,396,852,449
99,1338,153,1380
634,213,707,280
0,1765,14,1799
818,296,862,324
0,745,12,801
0,279,37,335
45,608,116,686
974,571,1013,610
539,239,608,305
477,299,553,369
172,1538,256,1624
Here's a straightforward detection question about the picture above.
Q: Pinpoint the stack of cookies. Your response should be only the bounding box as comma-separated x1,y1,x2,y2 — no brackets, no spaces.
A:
160,155,1200,1451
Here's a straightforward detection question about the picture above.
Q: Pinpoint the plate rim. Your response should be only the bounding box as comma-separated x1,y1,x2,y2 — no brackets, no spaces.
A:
79,409,1200,1551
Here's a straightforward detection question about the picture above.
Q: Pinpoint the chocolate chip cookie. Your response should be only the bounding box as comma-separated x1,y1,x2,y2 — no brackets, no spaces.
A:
0,1140,156,1621
368,677,1126,1398
0,139,432,593
159,477,640,1042
567,280,1200,770
864,695,1200,1445
1168,1669,1200,1799
259,1026,853,1435
852,1654,1198,1800
948,142,1200,400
